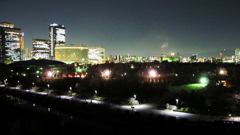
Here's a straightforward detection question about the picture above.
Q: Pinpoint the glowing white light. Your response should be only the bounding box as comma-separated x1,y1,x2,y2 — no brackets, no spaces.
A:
80,74,86,79
56,28,65,42
60,95,73,100
38,91,48,95
199,77,209,85
170,52,175,56
219,70,224,75
85,99,103,104
154,109,195,119
120,104,154,110
101,69,111,79
219,68,227,76
47,71,53,77
148,69,158,78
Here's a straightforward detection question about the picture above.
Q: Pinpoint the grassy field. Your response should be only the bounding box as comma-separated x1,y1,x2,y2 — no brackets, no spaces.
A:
169,83,207,91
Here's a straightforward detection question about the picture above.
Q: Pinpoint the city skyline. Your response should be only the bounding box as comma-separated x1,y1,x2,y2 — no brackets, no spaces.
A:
1,0,240,56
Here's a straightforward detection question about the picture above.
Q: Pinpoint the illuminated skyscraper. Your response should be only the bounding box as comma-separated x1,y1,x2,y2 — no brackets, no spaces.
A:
32,39,50,60
88,47,105,64
49,23,65,60
235,48,240,63
0,22,24,64
22,47,32,60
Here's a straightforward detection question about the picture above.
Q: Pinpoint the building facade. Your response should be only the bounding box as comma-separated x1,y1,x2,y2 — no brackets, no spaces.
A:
55,45,105,64
88,47,105,64
55,45,89,64
49,23,65,60
235,48,240,63
32,39,50,60
22,47,32,60
0,22,24,64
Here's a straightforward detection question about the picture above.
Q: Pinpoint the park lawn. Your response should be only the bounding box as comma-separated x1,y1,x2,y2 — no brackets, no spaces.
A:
170,83,207,91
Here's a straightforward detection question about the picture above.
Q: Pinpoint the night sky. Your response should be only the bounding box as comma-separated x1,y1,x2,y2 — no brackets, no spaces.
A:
1,0,240,56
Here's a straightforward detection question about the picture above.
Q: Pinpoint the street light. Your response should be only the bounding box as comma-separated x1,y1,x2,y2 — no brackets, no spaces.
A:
32,82,35,87
47,71,53,78
101,69,111,80
94,90,98,95
219,68,227,76
199,77,209,86
47,84,50,89
133,94,137,99
148,69,159,78
176,99,179,105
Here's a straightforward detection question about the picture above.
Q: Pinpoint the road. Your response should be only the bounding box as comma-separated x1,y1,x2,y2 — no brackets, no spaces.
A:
0,84,235,123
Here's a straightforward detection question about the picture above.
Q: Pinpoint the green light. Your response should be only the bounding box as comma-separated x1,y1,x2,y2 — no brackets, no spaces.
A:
75,66,88,73
76,67,83,72
199,77,209,85
36,70,40,74
170,83,207,91
185,83,207,89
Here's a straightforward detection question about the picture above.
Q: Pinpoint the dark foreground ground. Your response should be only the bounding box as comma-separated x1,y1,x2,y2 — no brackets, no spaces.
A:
1,102,240,135
0,86,240,135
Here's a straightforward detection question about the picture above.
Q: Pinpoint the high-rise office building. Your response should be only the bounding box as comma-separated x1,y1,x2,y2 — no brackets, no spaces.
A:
235,48,240,63
49,23,65,60
22,47,32,60
0,21,24,64
88,47,105,64
32,39,50,60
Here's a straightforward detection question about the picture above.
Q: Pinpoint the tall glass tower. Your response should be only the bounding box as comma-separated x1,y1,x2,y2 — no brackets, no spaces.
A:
0,22,24,64
49,23,65,60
